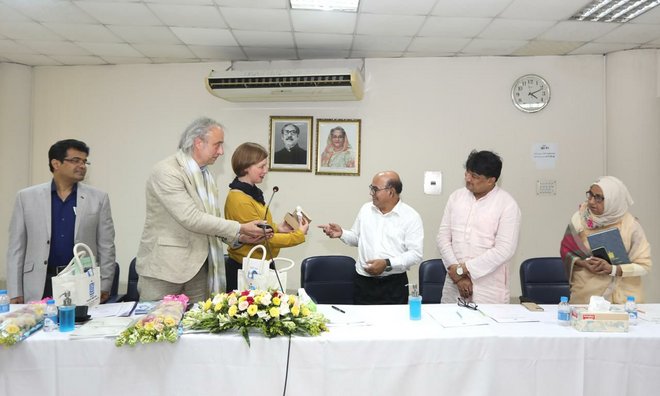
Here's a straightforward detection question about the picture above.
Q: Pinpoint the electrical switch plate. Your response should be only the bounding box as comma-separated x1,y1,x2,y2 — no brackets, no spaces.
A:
536,180,556,196
424,171,442,195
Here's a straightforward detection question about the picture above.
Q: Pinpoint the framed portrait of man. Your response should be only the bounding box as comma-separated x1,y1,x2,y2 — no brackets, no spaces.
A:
269,116,313,172
315,119,361,176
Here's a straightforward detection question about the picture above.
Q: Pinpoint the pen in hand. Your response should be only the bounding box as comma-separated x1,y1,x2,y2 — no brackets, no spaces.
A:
331,305,345,314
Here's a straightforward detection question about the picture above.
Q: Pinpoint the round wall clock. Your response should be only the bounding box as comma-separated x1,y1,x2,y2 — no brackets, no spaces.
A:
511,74,550,113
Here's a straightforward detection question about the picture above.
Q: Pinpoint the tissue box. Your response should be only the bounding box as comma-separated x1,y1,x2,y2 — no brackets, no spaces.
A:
571,307,629,332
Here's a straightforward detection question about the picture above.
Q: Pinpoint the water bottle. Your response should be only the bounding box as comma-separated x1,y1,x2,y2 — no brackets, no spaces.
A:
0,290,9,313
43,299,59,332
558,296,571,325
624,295,638,325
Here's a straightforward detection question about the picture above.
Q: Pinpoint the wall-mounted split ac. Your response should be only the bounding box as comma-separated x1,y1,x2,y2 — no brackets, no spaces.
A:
206,68,364,102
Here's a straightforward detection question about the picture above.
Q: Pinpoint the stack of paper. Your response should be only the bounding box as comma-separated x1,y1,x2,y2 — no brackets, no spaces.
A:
69,317,134,339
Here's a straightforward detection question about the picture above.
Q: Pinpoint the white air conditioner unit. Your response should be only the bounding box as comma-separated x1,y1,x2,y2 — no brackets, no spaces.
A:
206,68,364,102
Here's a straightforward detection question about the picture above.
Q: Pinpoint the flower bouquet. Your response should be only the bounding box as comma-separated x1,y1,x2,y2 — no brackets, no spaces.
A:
0,304,46,347
115,294,189,347
181,289,329,346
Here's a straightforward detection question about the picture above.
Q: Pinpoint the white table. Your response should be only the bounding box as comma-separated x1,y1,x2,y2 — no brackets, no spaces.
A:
1,304,659,396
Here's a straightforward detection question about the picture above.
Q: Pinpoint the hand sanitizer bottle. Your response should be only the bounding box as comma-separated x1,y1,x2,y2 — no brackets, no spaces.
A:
409,284,422,320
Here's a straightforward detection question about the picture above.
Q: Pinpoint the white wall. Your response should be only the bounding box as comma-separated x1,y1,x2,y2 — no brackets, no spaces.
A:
0,63,32,289
3,52,656,301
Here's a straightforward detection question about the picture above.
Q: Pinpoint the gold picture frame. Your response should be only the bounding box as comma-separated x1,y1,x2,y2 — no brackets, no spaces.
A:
315,119,361,176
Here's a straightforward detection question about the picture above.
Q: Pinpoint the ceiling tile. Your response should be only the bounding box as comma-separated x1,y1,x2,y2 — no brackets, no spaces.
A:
630,7,660,24
148,0,214,4
540,21,619,42
512,40,584,56
74,1,162,26
108,25,182,44
131,44,196,58
44,23,123,43
352,35,412,51
479,19,556,40
0,22,64,41
294,33,353,49
432,0,512,18
419,17,491,37
51,54,107,65
233,30,293,47
148,4,226,28
569,42,638,55
214,0,287,8
349,50,404,58
76,42,144,57
501,0,580,20
596,24,660,44
407,37,470,52
3,53,61,65
221,8,290,31
19,40,91,56
297,48,350,58
150,57,198,64
291,10,356,34
242,46,297,60
0,3,33,22
360,0,437,15
3,0,96,23
405,51,458,57
0,39,39,54
461,38,528,55
357,14,425,36
188,45,246,59
170,27,237,46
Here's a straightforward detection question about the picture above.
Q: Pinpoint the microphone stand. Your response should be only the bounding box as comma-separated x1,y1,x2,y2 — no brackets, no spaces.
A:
261,187,284,293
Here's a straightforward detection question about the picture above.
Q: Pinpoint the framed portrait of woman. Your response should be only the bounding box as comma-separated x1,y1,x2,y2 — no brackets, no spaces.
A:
315,119,361,176
269,116,313,172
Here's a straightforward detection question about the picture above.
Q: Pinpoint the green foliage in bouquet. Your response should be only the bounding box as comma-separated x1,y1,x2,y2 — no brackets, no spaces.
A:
182,289,329,346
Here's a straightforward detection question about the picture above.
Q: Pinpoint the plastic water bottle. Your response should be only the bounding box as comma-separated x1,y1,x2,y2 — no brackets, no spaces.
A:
558,296,571,325
0,290,9,313
624,295,638,325
43,299,59,332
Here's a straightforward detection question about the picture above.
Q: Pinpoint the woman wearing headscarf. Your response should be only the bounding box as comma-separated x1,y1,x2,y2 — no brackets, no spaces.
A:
560,176,652,304
320,126,355,168
224,142,309,292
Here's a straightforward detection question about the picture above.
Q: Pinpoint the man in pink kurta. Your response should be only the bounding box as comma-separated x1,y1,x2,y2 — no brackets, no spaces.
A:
437,150,521,304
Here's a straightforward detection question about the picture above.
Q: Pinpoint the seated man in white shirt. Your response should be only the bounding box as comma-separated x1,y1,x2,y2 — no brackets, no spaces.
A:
437,150,521,304
319,171,424,304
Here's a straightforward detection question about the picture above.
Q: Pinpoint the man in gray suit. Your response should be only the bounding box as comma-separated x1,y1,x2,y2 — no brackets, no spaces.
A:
6,139,116,304
137,117,270,302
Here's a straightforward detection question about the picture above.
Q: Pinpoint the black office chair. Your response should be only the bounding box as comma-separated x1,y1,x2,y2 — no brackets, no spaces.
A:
519,257,570,304
104,262,123,303
418,259,446,304
300,255,356,304
123,257,140,302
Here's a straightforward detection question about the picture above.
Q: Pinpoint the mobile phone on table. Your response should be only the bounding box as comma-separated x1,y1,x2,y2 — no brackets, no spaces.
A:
521,302,544,312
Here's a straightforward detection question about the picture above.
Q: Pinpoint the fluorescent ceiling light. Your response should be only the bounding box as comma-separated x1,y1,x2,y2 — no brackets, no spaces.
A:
571,0,660,22
290,0,360,12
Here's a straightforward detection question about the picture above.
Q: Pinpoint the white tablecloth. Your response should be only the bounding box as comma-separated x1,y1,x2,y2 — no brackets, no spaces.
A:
1,304,660,396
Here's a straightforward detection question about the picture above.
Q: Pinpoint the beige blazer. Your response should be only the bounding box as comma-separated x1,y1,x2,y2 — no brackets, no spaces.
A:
136,154,240,284
6,182,116,302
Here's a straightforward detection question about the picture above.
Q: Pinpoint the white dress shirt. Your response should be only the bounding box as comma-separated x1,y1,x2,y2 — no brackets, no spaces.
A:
341,200,424,277
437,186,521,304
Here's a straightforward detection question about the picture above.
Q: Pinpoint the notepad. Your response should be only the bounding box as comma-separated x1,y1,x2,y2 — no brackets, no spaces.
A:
587,228,630,265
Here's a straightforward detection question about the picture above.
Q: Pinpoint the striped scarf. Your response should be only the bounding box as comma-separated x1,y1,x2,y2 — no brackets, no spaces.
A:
176,150,225,294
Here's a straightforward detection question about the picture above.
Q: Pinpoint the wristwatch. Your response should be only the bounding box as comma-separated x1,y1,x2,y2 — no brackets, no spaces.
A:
456,263,464,276
384,259,392,272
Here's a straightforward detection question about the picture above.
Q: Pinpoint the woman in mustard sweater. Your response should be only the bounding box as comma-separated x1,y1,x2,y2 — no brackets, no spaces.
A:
224,142,309,292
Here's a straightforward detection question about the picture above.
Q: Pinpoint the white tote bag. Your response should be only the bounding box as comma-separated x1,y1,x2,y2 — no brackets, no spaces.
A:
51,243,101,307
237,245,295,292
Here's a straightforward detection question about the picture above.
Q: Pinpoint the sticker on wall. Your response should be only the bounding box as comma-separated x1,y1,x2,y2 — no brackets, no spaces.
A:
531,143,558,169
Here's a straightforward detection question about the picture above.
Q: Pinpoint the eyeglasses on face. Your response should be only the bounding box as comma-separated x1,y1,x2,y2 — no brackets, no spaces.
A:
457,297,478,311
368,184,390,194
585,190,604,203
62,157,91,166
282,129,299,136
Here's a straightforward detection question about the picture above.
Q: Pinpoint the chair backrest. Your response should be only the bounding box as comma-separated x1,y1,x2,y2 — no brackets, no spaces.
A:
519,257,570,304
300,255,356,304
418,259,446,304
125,257,140,302
111,262,120,298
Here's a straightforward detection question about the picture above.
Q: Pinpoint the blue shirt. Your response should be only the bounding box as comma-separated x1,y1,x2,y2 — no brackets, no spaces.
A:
48,181,77,267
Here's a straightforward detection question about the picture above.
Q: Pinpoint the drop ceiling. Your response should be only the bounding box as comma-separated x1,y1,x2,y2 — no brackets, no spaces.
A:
1,0,660,67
